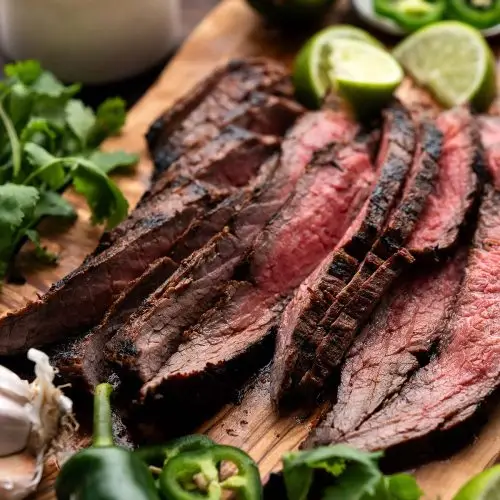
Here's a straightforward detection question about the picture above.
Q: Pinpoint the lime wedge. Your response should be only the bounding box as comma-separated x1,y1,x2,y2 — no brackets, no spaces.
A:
453,465,500,500
293,25,385,108
328,39,403,117
393,21,496,111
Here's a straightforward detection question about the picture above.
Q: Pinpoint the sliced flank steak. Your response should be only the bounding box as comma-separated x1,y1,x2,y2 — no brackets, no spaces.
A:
305,250,466,448
306,121,500,460
294,122,442,399
0,130,280,355
138,138,375,409
104,110,363,390
271,103,417,409
408,107,481,256
304,108,481,447
146,58,296,177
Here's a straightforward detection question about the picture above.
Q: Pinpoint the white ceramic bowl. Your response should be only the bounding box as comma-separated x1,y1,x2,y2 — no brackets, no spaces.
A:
0,0,181,84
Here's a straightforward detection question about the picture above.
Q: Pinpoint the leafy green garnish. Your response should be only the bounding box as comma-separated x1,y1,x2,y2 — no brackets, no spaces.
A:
282,446,423,500
0,60,138,279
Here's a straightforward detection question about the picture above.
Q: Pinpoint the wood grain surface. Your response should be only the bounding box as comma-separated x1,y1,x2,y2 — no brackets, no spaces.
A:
0,0,495,498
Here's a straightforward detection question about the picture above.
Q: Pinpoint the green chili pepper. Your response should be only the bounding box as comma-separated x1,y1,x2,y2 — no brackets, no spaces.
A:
159,444,263,500
135,435,216,468
447,0,500,29
55,383,160,500
374,0,445,31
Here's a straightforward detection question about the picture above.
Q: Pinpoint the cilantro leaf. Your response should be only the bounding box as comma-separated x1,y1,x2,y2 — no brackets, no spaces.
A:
87,97,127,147
34,191,77,220
24,229,58,264
378,474,423,500
0,183,40,277
4,60,43,85
31,71,81,99
71,159,128,228
9,82,32,126
65,99,96,146
88,150,139,174
24,142,66,189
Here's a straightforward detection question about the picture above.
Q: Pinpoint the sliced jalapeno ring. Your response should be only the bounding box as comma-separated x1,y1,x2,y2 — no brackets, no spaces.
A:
159,445,262,500
374,0,445,31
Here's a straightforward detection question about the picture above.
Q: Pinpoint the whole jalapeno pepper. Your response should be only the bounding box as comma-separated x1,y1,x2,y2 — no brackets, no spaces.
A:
55,383,160,500
159,444,263,500
374,0,446,31
447,0,500,29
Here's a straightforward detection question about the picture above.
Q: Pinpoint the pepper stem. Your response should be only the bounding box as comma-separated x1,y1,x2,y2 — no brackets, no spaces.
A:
93,383,114,448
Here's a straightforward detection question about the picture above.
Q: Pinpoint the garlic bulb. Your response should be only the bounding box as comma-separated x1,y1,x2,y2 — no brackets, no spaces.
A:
0,348,73,500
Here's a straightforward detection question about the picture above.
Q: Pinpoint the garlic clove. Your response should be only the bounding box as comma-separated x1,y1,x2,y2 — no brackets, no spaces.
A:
0,349,74,500
0,395,31,457
0,366,31,405
0,451,42,500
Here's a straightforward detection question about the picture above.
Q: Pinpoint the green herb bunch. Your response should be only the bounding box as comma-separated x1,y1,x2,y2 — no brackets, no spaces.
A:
0,60,138,280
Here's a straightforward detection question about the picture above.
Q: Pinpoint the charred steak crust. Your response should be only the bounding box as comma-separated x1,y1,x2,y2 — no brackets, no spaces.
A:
271,103,417,408
0,131,280,355
373,121,442,258
307,249,467,447
308,121,442,370
145,58,296,176
409,108,481,256
54,256,179,389
344,103,417,260
297,249,415,397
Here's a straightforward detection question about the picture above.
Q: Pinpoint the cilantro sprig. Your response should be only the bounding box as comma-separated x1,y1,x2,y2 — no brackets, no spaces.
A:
282,445,423,500
0,60,138,279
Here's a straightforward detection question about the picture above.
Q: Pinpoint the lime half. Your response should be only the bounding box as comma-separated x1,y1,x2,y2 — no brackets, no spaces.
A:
293,25,385,108
453,465,500,500
393,21,496,111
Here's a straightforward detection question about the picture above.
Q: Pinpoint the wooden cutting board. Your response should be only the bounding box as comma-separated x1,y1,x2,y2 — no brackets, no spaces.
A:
0,0,495,498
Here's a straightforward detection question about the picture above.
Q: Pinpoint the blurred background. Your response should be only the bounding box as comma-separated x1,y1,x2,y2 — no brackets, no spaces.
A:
0,0,220,109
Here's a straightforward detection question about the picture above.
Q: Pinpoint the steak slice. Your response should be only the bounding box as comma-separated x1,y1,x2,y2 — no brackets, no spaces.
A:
146,58,295,176
0,132,279,355
139,139,375,406
306,250,466,448
409,108,480,256
105,231,250,387
54,257,179,389
322,183,500,459
106,110,361,387
271,103,416,408
301,122,441,375
297,249,414,397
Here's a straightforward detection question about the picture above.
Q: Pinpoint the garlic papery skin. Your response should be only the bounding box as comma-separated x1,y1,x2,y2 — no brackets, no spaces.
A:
0,348,73,500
